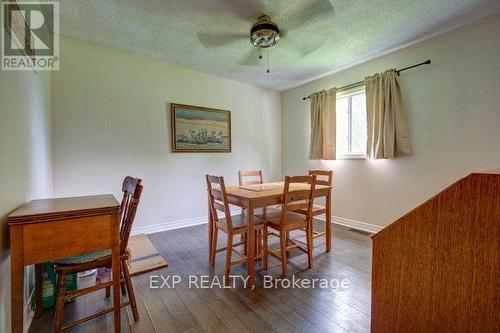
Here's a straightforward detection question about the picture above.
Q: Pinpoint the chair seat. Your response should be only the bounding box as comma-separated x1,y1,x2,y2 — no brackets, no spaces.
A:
54,249,111,265
259,209,309,229
293,204,326,215
216,214,266,233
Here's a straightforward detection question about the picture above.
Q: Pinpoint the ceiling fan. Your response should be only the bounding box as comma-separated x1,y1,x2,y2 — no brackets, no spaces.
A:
197,0,334,73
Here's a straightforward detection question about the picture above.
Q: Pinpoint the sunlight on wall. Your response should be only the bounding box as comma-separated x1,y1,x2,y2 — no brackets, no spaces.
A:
0,69,52,333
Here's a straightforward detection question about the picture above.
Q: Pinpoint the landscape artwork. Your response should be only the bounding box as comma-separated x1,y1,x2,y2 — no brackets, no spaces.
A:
170,103,231,152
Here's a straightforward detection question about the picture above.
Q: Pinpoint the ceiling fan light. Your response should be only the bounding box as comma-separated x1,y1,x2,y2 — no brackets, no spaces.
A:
251,30,280,48
250,15,280,48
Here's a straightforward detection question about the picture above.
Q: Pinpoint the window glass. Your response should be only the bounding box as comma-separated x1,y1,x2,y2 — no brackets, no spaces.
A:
351,93,367,154
336,97,349,156
335,90,367,157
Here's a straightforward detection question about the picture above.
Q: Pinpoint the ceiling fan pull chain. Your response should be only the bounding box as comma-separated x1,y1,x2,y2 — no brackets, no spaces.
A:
259,47,263,60
266,49,270,73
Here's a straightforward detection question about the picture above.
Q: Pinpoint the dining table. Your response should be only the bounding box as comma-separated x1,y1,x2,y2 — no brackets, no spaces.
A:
208,181,332,288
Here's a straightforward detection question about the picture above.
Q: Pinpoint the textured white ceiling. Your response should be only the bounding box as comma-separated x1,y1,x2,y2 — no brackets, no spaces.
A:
59,0,500,91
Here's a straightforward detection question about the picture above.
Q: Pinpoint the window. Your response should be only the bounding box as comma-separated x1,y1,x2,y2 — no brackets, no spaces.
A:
336,88,367,159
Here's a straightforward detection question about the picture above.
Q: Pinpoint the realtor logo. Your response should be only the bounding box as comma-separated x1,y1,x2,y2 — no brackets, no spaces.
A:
2,1,59,70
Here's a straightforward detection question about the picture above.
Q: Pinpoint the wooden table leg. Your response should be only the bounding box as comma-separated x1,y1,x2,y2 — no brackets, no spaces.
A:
246,202,255,288
34,263,43,318
326,188,332,252
11,227,24,333
111,215,121,333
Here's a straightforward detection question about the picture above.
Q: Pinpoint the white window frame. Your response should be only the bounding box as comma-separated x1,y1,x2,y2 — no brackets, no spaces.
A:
336,87,367,160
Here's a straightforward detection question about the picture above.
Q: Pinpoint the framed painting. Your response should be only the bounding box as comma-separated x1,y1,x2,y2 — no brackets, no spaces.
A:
170,103,231,153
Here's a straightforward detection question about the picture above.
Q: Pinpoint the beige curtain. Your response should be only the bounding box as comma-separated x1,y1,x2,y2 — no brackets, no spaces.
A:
364,69,413,159
308,88,337,160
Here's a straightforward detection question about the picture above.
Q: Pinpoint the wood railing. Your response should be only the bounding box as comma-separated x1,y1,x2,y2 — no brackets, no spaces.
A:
371,172,499,332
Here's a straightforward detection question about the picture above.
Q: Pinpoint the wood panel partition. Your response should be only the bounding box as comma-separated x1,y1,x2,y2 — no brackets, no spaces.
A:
371,172,499,332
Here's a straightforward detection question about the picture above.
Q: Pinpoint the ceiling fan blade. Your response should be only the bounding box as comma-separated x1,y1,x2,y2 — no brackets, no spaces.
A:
218,0,265,21
279,30,323,57
239,47,261,66
285,0,334,31
295,41,323,57
197,32,248,48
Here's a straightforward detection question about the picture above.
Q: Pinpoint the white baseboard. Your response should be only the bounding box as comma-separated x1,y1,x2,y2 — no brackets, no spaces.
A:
318,215,383,234
131,210,240,235
131,215,208,235
132,212,383,236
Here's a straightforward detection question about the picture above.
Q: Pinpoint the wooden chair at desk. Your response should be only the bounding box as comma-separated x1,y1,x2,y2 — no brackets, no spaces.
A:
53,177,143,332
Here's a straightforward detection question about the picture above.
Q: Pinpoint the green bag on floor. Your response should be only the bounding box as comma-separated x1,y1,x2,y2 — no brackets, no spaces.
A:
42,262,78,309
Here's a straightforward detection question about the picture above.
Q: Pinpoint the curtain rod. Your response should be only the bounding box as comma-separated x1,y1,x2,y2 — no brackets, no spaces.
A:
302,59,431,101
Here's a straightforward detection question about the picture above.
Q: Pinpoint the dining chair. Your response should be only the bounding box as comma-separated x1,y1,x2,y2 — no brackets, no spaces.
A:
239,169,281,212
53,176,143,332
237,170,267,252
207,175,268,279
260,175,316,276
238,170,264,186
293,170,333,241
238,170,265,214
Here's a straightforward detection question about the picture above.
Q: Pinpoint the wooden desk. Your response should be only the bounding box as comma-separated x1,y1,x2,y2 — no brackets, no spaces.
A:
208,181,332,288
8,195,121,333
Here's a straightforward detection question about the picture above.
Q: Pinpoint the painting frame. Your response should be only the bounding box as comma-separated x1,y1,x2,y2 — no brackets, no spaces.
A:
170,103,232,153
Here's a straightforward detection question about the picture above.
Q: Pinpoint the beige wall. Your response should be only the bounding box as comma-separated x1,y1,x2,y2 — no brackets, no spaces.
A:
0,70,52,332
51,37,282,231
2,13,499,332
281,14,500,229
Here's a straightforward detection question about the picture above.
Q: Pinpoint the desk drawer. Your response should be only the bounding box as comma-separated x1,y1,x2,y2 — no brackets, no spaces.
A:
21,214,117,265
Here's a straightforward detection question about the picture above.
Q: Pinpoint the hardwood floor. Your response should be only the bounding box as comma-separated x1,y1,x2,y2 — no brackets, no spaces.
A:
29,222,372,333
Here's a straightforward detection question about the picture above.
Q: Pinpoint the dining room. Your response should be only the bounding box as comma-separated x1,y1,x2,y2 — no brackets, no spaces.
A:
1,1,500,333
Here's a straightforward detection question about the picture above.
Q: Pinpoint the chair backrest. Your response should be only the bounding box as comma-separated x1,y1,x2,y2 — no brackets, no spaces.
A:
309,169,333,186
238,170,263,185
206,175,233,231
280,175,317,226
119,176,143,255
